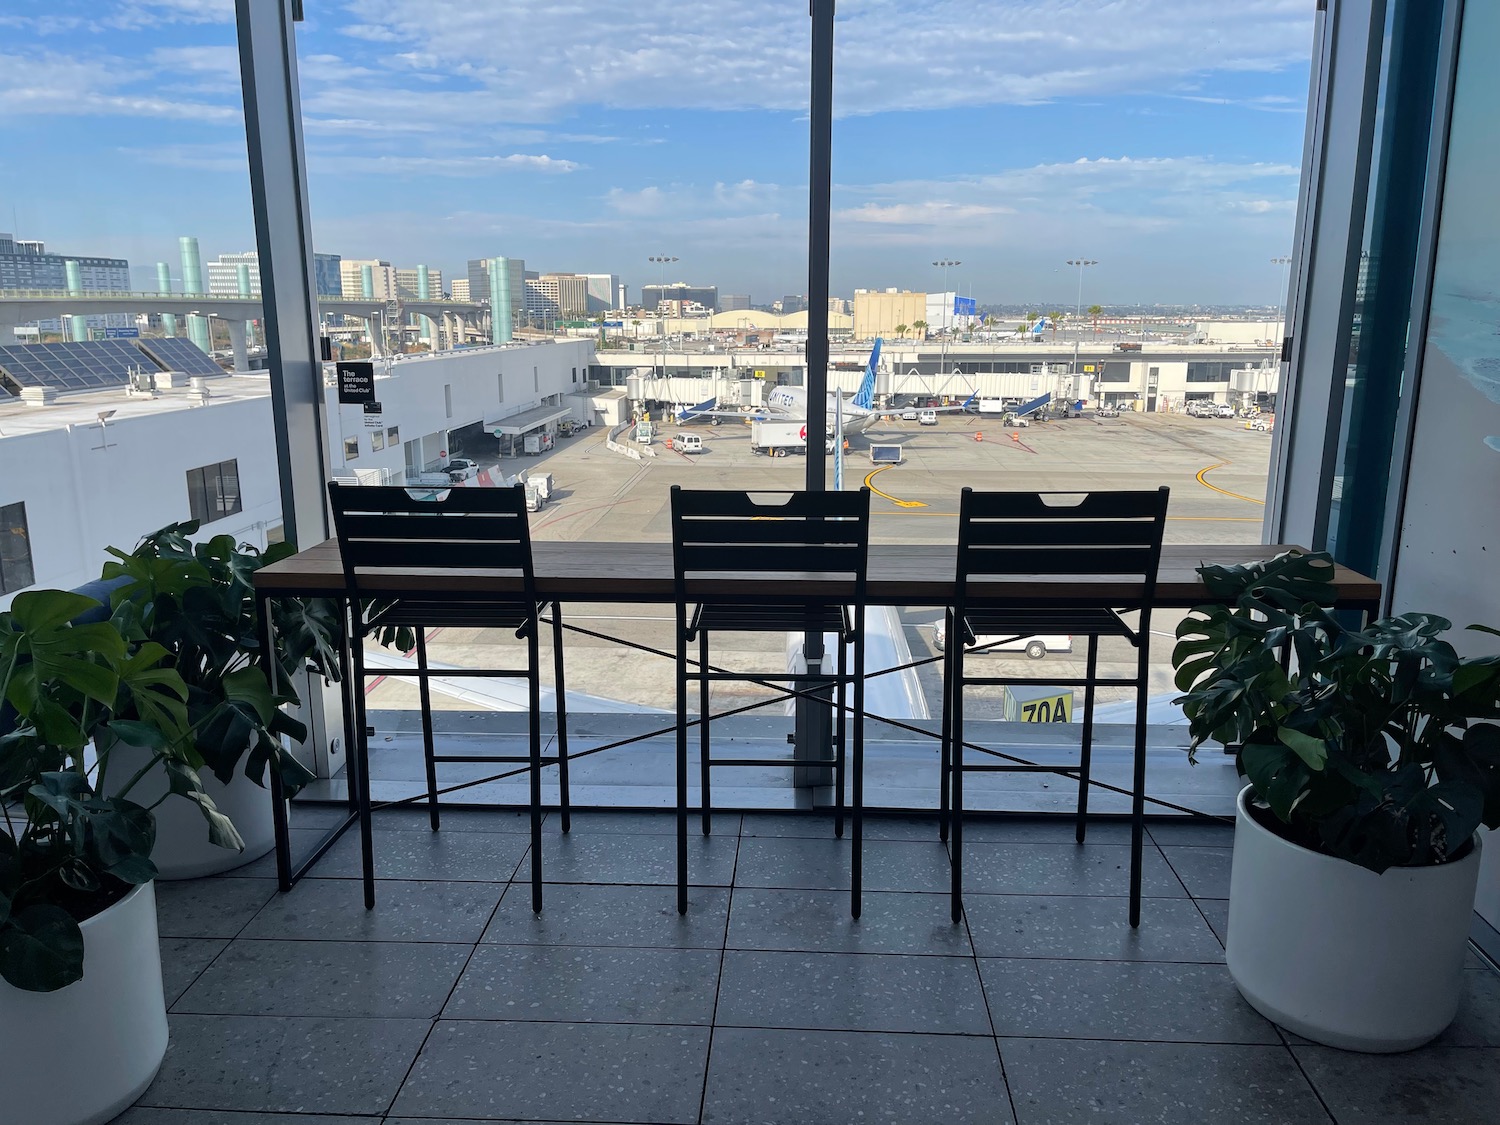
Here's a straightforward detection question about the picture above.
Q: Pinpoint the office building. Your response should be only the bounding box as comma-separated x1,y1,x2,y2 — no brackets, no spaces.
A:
528,273,590,319
852,288,926,339
721,294,752,312
449,278,470,301
340,259,397,300
582,273,620,314
313,253,343,297
467,256,526,342
0,234,131,335
207,252,262,297
641,282,717,313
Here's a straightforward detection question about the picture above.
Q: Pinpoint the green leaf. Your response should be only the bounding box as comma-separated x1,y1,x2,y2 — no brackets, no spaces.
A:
1278,728,1330,770
6,590,102,634
0,904,84,992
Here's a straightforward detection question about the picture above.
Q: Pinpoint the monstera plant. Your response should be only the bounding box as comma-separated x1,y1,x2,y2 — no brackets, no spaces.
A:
0,589,235,992
1173,550,1500,872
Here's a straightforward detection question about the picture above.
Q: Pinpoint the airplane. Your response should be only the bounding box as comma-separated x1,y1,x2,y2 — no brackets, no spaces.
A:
999,316,1052,340
675,338,974,433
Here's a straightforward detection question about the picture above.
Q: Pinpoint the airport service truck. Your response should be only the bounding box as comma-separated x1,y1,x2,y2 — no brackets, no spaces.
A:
750,420,834,457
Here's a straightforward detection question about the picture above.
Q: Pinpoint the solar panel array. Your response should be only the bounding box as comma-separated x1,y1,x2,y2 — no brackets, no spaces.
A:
138,336,223,377
0,336,222,394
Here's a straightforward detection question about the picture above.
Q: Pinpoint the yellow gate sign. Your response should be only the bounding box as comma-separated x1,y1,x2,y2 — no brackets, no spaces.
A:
1002,685,1074,723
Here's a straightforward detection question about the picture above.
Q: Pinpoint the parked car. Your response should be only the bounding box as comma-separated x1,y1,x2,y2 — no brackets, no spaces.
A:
918,410,939,426
932,621,1072,659
900,407,919,421
1094,406,1120,419
674,433,704,454
443,458,478,482
1215,404,1237,418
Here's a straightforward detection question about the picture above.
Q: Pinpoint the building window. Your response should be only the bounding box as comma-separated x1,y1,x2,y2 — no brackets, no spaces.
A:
0,501,35,595
387,426,399,445
343,436,359,461
1186,362,1234,382
497,373,505,402
186,460,243,526
444,384,453,418
533,366,539,392
572,366,578,383
1098,362,1131,382
371,428,386,452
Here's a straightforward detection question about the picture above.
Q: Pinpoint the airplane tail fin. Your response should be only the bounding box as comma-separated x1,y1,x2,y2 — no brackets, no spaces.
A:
851,338,881,410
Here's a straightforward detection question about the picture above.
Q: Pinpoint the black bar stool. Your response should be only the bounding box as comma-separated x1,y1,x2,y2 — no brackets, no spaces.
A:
670,486,871,917
940,487,1169,927
327,481,570,911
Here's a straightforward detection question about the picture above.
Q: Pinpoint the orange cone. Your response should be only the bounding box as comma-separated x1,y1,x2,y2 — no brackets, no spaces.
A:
974,432,983,442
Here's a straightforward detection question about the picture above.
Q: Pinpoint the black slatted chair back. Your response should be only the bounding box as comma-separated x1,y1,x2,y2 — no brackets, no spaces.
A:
670,487,872,608
955,487,1170,612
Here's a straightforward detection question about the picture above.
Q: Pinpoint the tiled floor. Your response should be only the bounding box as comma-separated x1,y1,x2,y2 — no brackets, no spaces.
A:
121,809,1500,1125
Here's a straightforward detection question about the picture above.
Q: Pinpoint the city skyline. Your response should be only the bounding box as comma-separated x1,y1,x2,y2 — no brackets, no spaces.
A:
0,1,1312,306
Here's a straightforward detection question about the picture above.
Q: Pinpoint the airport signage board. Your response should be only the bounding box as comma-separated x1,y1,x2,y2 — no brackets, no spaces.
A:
337,361,376,404
953,296,977,317
603,321,624,328
104,327,140,338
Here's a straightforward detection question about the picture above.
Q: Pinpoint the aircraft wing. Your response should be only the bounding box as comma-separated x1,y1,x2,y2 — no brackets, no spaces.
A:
922,392,981,413
673,403,785,424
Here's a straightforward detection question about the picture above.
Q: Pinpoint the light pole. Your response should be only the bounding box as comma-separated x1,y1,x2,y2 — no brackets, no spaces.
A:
1066,258,1097,321
933,259,960,398
1271,256,1292,337
647,255,678,393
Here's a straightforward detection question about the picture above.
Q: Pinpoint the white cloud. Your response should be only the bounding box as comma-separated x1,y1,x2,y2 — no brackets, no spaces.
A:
0,52,239,123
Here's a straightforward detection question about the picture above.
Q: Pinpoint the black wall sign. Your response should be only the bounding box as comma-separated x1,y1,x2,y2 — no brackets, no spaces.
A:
337,361,376,404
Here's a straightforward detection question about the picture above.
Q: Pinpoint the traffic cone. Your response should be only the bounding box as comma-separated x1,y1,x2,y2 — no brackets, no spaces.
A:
975,432,983,442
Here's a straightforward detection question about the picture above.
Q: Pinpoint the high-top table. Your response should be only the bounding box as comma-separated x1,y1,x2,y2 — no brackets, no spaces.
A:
253,539,1380,900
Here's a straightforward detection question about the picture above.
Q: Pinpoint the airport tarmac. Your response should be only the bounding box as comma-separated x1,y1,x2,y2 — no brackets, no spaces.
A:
365,411,1272,723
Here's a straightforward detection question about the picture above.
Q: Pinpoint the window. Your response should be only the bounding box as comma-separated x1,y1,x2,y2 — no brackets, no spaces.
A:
1186,362,1235,382
387,426,399,445
444,384,453,418
497,373,504,402
572,366,578,383
1098,362,1131,382
0,501,34,595
342,437,359,461
533,366,539,392
186,460,242,526
371,428,385,452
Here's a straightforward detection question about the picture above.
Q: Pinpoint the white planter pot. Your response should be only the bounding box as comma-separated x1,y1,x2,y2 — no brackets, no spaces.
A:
1227,784,1481,1053
105,744,274,879
0,882,168,1125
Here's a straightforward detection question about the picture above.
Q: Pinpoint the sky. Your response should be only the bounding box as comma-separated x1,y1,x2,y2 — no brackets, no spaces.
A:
0,0,1314,308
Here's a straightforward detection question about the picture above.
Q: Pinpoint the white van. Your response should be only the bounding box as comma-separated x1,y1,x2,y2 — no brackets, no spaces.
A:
931,621,1072,660
918,410,939,426
674,433,704,454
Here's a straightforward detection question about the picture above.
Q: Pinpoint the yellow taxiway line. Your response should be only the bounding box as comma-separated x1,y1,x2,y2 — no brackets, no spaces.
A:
863,465,928,508
1195,462,1265,505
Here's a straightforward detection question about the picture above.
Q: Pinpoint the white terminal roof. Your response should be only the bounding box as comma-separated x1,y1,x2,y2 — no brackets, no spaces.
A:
487,404,572,435
0,374,272,438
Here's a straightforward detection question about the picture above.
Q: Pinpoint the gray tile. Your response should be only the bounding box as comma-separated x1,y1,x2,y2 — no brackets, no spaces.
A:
965,817,1134,845
550,809,739,835
314,826,530,881
242,878,502,943
958,841,1188,898
114,1112,370,1125
980,958,1279,1043
964,894,1225,962
218,828,329,878
717,950,990,1034
141,1014,430,1116
541,829,738,885
703,1026,1011,1125
1198,899,1230,947
391,1020,710,1123
741,812,935,841
159,937,227,1007
734,836,951,892
483,882,729,948
1295,1044,1500,1125
155,877,279,939
1428,968,1500,1047
1161,845,1234,898
1003,1038,1329,1125
445,943,721,1024
173,939,471,1018
1148,819,1236,848
728,887,972,956
373,806,541,833
287,801,356,829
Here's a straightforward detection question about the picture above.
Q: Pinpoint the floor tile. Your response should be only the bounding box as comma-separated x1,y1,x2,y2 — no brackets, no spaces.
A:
733,836,951,892
114,1112,370,1125
155,877,279,939
1432,968,1500,1047
540,830,739,885
241,878,502,943
1197,898,1230,947
369,806,542,832
549,809,739,835
980,958,1279,1043
218,829,328,878
173,939,471,1018
483,882,729,948
446,943,721,1024
1148,819,1236,848
964,817,1134,845
964,894,1225,962
957,841,1188,898
159,937,227,1007
741,812,934,841
1003,1038,1329,1125
702,1026,1012,1125
140,1014,430,1116
1160,845,1234,898
716,950,990,1034
727,888,972,956
286,802,357,829
390,1020,710,1123
1294,1045,1500,1124
313,826,530,881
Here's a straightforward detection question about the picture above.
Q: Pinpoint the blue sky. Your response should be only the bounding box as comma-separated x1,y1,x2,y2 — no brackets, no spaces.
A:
0,0,1314,306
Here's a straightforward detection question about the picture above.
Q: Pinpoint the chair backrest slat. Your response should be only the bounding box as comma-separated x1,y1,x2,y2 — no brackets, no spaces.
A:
328,482,536,598
671,487,872,600
956,488,1169,606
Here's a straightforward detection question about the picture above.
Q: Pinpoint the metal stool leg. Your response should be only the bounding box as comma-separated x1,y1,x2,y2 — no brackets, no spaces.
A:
834,627,847,840
699,630,712,836
348,610,376,910
950,642,965,924
1076,633,1099,844
851,614,866,919
939,609,954,843
524,620,544,912
1129,628,1150,927
414,629,440,832
676,614,690,914
551,604,570,834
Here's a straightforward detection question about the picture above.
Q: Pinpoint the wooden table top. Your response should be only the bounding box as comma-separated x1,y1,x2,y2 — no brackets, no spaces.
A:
254,539,1381,610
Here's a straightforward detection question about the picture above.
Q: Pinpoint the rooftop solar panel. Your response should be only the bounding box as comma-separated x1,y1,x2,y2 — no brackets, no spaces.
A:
138,336,223,377
0,339,151,392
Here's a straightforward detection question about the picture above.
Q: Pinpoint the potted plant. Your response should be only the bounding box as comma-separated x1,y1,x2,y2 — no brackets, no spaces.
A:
99,522,342,878
1174,550,1500,1052
1,588,239,1125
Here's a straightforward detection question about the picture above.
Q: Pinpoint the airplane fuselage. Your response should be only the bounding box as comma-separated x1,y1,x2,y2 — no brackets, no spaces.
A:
765,386,879,433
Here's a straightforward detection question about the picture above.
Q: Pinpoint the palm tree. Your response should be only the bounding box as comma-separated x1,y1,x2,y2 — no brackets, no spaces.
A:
913,319,928,340
1025,311,1038,333
894,323,909,340
1088,304,1103,335
1049,311,1064,340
